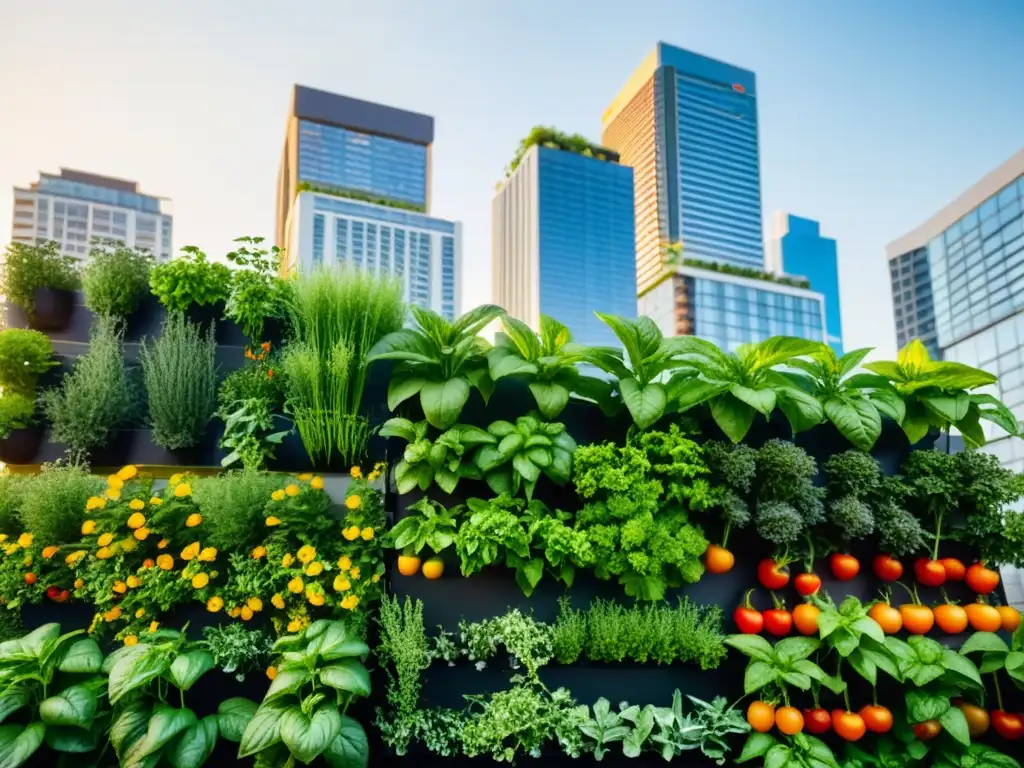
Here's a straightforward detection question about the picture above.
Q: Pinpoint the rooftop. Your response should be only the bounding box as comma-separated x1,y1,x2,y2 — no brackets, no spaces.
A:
290,84,434,145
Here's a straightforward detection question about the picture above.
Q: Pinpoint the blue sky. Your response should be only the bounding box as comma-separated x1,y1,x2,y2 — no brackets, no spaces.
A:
1,0,1022,357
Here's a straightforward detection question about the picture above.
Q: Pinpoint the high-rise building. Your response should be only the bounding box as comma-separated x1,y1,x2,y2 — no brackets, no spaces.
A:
492,139,636,347
277,85,460,319
768,213,843,354
11,169,172,261
602,42,763,294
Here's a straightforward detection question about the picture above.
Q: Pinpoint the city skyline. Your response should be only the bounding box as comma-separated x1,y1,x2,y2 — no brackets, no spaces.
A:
2,1,1023,357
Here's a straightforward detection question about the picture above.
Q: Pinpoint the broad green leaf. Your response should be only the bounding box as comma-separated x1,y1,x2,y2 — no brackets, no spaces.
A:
420,378,471,429
39,684,97,729
280,706,342,764
862,360,905,382
774,385,825,434
322,715,369,768
108,647,171,704
514,558,545,596
0,691,27,726
959,631,1009,656
737,732,776,762
169,650,215,692
973,393,1019,434
499,315,541,360
217,698,258,743
319,660,371,698
57,639,102,674
127,705,197,763
619,378,667,429
847,648,876,685
711,395,755,443
920,392,969,424
765,744,792,768
512,453,541,483
941,649,983,688
365,328,435,365
774,637,820,663
264,666,312,702
595,313,645,372
0,722,45,768
110,702,150,760
0,624,58,661
450,304,504,338
744,661,777,693
673,378,730,412
724,634,775,662
837,347,873,376
867,388,907,424
824,395,882,450
238,702,288,758
939,706,970,746
906,691,949,723
378,417,418,442
166,715,218,768
731,384,776,416
43,724,101,753
385,373,428,411
528,381,570,419
488,347,538,380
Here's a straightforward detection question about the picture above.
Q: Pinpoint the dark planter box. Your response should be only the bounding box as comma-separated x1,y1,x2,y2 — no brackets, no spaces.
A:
31,287,76,331
0,425,45,465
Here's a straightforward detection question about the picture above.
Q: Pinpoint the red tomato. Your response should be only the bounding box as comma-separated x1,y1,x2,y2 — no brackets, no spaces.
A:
757,558,790,590
859,705,894,734
832,711,867,741
803,708,832,734
872,554,903,581
794,572,821,596
939,557,966,581
914,720,942,740
914,558,946,587
734,605,764,634
991,711,1023,741
965,564,1000,594
830,553,860,581
763,608,793,637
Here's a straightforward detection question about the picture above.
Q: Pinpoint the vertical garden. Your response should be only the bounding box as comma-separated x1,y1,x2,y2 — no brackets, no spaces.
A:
0,238,1023,767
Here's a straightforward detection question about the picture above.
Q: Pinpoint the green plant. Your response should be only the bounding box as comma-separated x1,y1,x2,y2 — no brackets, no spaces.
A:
899,450,963,563
959,630,1024,692
864,339,1017,446
459,610,553,678
218,358,282,413
191,471,279,551
375,596,431,756
224,236,287,342
296,181,426,213
693,440,757,549
949,450,1024,567
19,462,102,544
141,312,218,450
551,597,587,664
0,241,79,316
0,623,106,766
723,635,836,701
0,474,27,535
487,314,613,418
0,393,36,438
283,267,406,465
201,623,274,682
824,451,881,547
667,694,750,765
680,254,810,289
379,417,494,493
368,304,503,429
149,245,231,312
814,595,896,686
576,697,631,761
738,732,840,768
82,243,152,318
673,335,824,442
386,498,461,559
504,125,615,177
512,500,592,595
40,317,135,458
473,415,576,499
219,398,291,470
454,495,531,577
753,440,826,556
0,329,57,393
239,620,371,766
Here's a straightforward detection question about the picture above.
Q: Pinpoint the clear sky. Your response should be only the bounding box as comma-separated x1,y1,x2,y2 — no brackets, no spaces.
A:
2,0,1022,358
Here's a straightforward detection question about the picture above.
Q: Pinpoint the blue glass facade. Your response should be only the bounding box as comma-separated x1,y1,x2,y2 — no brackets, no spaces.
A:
536,148,637,348
297,119,428,209
889,248,937,358
36,174,162,214
774,215,843,353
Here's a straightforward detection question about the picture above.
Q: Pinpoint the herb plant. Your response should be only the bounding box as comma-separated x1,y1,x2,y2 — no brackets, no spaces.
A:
752,440,825,555
949,449,1024,567
224,236,287,342
458,610,553,678
149,245,231,312
82,243,152,319
201,623,274,682
473,414,576,499
0,392,36,438
0,328,57,393
379,417,494,493
375,596,432,756
824,450,881,547
191,471,279,551
0,474,26,534
219,397,291,470
386,498,461,560
0,240,79,317
693,440,757,548
18,461,102,544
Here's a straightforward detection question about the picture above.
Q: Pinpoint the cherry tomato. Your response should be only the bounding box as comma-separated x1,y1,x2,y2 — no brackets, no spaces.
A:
859,705,893,734
803,708,832,734
830,553,860,581
792,603,820,636
965,563,1000,594
747,701,775,733
939,557,966,581
757,559,790,590
832,711,867,742
956,702,990,738
914,558,946,587
23,573,36,585
913,720,942,740
933,603,969,634
733,590,764,634
794,572,821,596
992,711,1024,741
763,608,793,637
705,544,735,574
869,602,903,634
965,602,1002,632
997,605,1021,633
775,706,804,735
872,554,903,582
900,603,935,635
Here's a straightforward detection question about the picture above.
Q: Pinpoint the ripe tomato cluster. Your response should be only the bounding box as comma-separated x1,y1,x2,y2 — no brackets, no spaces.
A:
746,701,893,740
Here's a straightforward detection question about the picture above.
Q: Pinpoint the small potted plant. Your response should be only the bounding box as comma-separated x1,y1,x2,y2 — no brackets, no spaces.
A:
0,392,43,464
0,328,57,464
82,243,153,322
0,241,80,330
224,235,289,346
149,245,231,323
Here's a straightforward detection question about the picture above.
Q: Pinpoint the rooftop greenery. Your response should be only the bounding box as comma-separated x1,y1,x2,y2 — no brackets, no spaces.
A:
661,242,811,289
297,181,426,213
504,126,617,177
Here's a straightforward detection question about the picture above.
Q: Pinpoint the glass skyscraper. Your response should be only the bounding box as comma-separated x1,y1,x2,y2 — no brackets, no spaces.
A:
492,145,636,347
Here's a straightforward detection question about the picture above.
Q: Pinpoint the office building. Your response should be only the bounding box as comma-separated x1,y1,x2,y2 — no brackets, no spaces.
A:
492,140,636,347
277,85,459,319
768,213,844,353
602,42,763,294
11,169,172,261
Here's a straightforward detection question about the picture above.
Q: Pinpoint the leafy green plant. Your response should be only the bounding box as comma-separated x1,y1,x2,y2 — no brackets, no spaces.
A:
224,236,287,342
454,496,531,577
724,635,838,699
823,451,881,548
368,304,503,429
82,243,152,318
0,474,27,535
191,471,279,550
19,462,102,544
864,339,1018,445
0,393,36,438
238,620,371,766
0,241,79,317
379,417,494,493
386,498,461,559
505,125,614,176
948,450,1024,568
814,595,895,686
149,245,231,312
667,694,749,765
882,634,982,689
459,610,553,678
473,415,576,499
297,181,426,213
577,697,630,761
959,630,1024,692
737,732,839,768
40,317,135,457
201,624,274,682
673,335,823,442
218,359,282,414
0,623,106,766
692,440,757,549
375,596,431,756
551,597,587,665
0,329,57,394
141,312,218,450
511,500,591,595
486,314,612,418
752,440,826,557
283,267,406,465
219,397,291,470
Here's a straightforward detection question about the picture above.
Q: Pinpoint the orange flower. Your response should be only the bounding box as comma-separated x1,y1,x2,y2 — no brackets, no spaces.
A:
157,554,174,571
267,368,274,379
261,341,271,352
127,512,146,529
206,596,224,612
142,558,155,569
41,546,59,559
266,665,277,680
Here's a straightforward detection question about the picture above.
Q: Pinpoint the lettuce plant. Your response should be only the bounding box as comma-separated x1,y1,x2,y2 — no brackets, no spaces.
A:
473,415,576,499
380,417,495,493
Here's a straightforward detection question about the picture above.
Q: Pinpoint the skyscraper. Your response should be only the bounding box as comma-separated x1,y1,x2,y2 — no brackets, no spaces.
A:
602,42,763,294
276,85,460,319
11,168,172,261
492,135,637,347
768,213,844,354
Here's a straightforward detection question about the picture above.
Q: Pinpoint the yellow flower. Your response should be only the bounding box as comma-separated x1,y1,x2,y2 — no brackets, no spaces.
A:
368,470,381,482
74,578,84,589
247,597,263,612
81,520,97,535
117,465,138,481
17,533,33,548
307,591,325,607
133,527,150,541
240,606,254,621
142,558,155,569
206,596,224,612
169,473,183,485
121,538,138,553
127,575,141,588
104,605,122,621
41,546,59,559
191,573,210,589
350,567,361,580
340,595,360,611
287,576,304,594
342,526,359,541
266,516,281,527
149,621,159,633
360,527,374,541
285,484,299,497
271,593,285,610
113,581,127,594
174,484,192,498
298,473,313,481
287,619,302,633
3,544,18,556
149,497,163,506
311,476,324,490
350,466,362,479
129,499,145,511
97,533,114,547
271,490,285,502
22,555,32,568
181,542,200,561
124,635,138,646
345,495,361,510
305,562,324,576
333,575,351,592
157,539,169,549
198,547,217,562
281,553,295,567
251,546,267,559
96,547,113,560
127,512,146,529
134,607,145,618
185,513,202,528
107,475,124,491
65,550,86,566
157,554,174,571
86,497,106,511
106,488,121,501
337,555,352,571
0,534,7,543
228,607,241,618
297,545,316,564
266,665,278,680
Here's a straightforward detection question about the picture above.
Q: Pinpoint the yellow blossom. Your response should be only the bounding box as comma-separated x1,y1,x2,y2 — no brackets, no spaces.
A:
305,562,324,577
113,581,127,594
104,605,122,621
266,665,278,680
311,476,324,490
368,469,381,482
228,607,241,618
350,567,361,580
105,488,121,501
186,513,202,528
240,606,253,621
198,547,217,562
65,550,86,566
271,490,285,502
307,589,325,607
174,483,191,498
157,554,174,571
41,546,59,559
298,473,313,481
297,545,316,564
191,573,210,589
3,544,18,556
371,573,381,583
149,621,159,633
281,553,295,567
86,496,106,511
181,542,200,561
120,538,137,553
271,593,285,610
17,533,33,548
337,555,352,571
142,558,155,569
340,595,360,611
345,495,361,510
285,484,299,497
149,497,163,506
117,465,138,481
266,516,281,527
169,473,183,485
251,546,267,559
107,475,124,491
350,466,362,479
129,499,145,511
96,547,114,560
157,539,169,549
134,608,145,618
124,635,138,646
127,575,141,588
81,520,97,535
134,527,150,541
361,527,374,541
127,512,146,530
247,597,263,612
287,619,302,632
333,575,351,592
287,576,304,594
342,526,359,541
206,596,224,612
0,534,7,543
74,578,84,589
97,533,114,547
22,555,32,567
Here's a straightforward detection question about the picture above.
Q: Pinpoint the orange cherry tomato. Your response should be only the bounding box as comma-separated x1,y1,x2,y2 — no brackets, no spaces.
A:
900,603,935,635
934,603,969,634
794,572,822,596
956,702,990,738
792,603,821,636
747,701,776,733
965,602,1002,632
869,602,903,634
704,544,735,574
775,706,804,735
965,563,1000,594
830,553,860,581
997,605,1022,633
939,557,966,581
832,711,867,742
914,720,942,740
397,555,421,576
859,705,893,734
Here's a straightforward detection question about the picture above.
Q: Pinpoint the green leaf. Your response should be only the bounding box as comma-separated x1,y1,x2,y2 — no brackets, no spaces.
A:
939,706,970,747
488,348,538,381
57,639,102,674
837,347,873,376
775,386,825,434
906,691,949,723
847,648,876,685
744,661,777,693
675,379,731,411
168,650,215,692
127,706,197,763
0,691,27,726
619,378,667,429
166,715,218,768
765,744,793,768
280,706,342,764
420,378,471,429
110,702,150,761
216,698,258,743
43,724,101,753
711,395,755,443
737,732,776,762
39,685,97,729
851,617,886,644
724,634,776,662
528,381,570,419
322,715,369,768
0,722,45,768
921,392,969,424
238,702,288,758
319,660,371,698
108,646,171,704
774,637,820,663
451,303,504,338
867,388,907,424
960,631,1010,656
941,649,983,688
514,558,545,597
386,373,428,411
824,395,882,450
264,666,312,702
731,384,776,417
378,417,418,442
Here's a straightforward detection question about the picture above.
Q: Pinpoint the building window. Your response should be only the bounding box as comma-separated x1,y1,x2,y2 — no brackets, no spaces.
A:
335,219,348,263
312,215,324,264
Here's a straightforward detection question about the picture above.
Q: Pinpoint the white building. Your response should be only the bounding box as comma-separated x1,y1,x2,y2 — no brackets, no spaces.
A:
11,168,172,261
